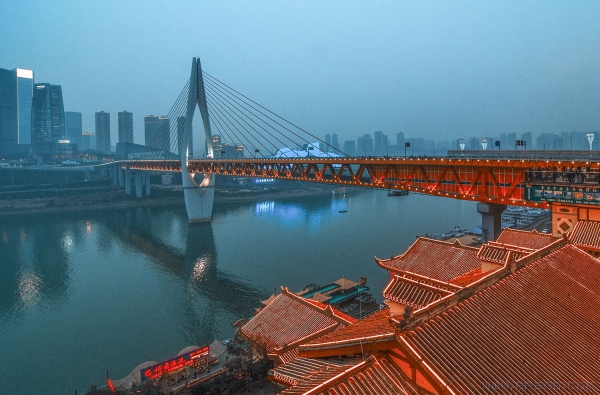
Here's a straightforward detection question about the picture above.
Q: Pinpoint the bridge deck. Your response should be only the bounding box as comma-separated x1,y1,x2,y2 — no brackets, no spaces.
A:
124,157,600,208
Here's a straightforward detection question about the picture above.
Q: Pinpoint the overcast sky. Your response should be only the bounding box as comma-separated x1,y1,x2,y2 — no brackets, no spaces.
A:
2,1,600,150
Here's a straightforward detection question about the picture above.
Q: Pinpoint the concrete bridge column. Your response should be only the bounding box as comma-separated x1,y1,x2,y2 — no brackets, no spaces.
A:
112,164,118,185
118,165,124,187
477,203,506,242
125,164,131,195
145,173,151,196
135,173,143,198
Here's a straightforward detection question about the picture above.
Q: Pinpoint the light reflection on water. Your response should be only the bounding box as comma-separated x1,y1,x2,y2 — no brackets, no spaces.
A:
0,188,480,395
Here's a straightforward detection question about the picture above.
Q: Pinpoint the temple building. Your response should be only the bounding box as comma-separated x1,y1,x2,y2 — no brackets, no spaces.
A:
240,224,600,394
239,287,356,365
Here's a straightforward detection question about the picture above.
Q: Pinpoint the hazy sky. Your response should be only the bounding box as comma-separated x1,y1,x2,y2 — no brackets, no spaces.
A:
2,1,600,150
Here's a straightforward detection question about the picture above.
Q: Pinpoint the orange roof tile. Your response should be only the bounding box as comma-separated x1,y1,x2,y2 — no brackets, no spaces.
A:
400,244,600,394
383,275,454,309
495,228,556,250
300,309,396,352
278,355,420,395
569,220,600,251
447,267,492,287
376,238,481,282
270,357,358,387
476,243,529,264
241,288,356,361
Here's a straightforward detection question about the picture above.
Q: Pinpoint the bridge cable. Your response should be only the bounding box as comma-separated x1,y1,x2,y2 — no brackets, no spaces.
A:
145,78,190,159
203,83,280,158
204,90,271,158
203,77,306,157
203,75,305,155
203,71,348,157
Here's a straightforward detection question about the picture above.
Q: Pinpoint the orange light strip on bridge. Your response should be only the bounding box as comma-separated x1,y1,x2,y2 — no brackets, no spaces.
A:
123,157,600,208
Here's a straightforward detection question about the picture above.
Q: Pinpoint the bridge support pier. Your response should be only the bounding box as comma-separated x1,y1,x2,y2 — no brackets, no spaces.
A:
118,165,124,187
477,203,506,242
112,164,118,185
125,164,131,195
183,173,215,222
135,173,143,198
145,173,151,196
180,57,216,222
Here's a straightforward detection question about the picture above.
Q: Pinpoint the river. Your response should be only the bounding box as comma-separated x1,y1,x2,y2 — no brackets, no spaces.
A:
0,187,480,395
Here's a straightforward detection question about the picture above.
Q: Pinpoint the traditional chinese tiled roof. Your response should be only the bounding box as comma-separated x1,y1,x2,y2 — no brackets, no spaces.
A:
399,244,600,394
476,243,530,264
383,275,455,309
270,357,358,387
375,238,481,282
300,309,396,354
241,288,356,363
278,355,420,395
495,228,555,250
569,220,600,252
447,267,490,287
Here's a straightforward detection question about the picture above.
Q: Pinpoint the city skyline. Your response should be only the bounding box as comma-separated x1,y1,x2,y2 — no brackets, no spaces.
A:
2,2,600,151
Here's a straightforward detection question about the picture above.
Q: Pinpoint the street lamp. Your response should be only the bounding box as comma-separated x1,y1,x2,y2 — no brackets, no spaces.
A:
481,139,488,150
459,140,466,150
586,133,594,150
587,133,594,159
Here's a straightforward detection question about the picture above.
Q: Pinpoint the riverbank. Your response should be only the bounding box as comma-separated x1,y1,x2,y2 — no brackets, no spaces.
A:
0,183,333,217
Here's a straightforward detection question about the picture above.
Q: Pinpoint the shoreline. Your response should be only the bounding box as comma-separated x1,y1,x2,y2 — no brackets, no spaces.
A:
0,185,334,218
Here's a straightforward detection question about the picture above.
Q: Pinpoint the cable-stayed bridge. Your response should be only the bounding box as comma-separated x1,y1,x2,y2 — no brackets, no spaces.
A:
112,58,600,240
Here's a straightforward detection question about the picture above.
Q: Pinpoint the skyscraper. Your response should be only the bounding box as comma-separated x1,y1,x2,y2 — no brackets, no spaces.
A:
157,116,170,151
144,115,159,148
0,68,34,153
31,83,66,143
65,111,82,149
332,133,339,152
118,111,133,143
95,111,110,153
82,132,92,151
0,68,18,152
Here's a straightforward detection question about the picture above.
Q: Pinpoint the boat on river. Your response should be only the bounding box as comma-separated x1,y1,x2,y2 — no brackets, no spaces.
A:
388,190,409,197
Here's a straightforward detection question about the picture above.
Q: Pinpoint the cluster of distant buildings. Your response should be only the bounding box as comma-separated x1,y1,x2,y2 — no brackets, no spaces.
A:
0,66,192,164
338,129,600,158
3,65,599,164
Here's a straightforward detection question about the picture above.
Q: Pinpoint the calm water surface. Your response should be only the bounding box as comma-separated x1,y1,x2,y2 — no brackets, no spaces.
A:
0,188,479,395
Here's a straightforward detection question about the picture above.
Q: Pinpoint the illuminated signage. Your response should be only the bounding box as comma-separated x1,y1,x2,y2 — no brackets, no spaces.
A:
16,69,33,79
140,346,209,381
525,185,600,206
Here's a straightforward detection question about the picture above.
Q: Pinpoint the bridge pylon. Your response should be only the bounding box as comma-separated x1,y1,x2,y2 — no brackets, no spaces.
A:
181,57,215,222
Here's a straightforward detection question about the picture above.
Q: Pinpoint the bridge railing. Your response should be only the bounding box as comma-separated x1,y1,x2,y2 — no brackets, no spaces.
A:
447,149,600,161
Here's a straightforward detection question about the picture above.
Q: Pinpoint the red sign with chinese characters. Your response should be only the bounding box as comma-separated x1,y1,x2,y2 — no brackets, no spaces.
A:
141,346,209,381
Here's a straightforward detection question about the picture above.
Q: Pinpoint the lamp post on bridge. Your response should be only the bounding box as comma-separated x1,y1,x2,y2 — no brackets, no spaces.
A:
587,133,594,159
481,139,488,151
